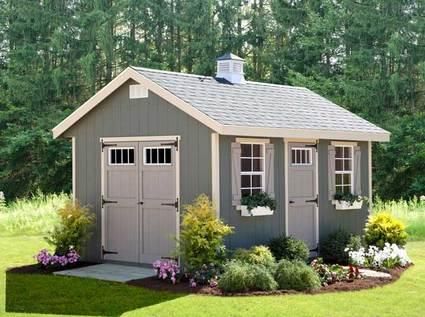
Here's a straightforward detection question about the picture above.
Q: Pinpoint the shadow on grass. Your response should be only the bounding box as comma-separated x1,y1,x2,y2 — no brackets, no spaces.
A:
6,271,186,316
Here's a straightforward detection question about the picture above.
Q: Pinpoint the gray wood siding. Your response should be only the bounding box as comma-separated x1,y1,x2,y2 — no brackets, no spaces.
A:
219,136,285,249
318,140,370,240
64,80,212,261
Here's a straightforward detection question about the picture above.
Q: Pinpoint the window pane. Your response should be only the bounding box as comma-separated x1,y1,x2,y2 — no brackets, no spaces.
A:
241,175,251,188
116,149,122,163
253,144,262,157
335,159,343,171
344,159,352,171
252,175,261,187
251,188,261,195
291,149,296,164
241,144,251,157
159,148,165,163
241,159,252,172
241,189,251,197
344,147,352,158
335,147,343,158
306,150,310,164
165,148,171,163
296,150,301,163
123,149,128,163
146,149,151,163
343,185,351,194
343,174,351,185
129,149,134,164
252,159,263,171
152,148,158,163
335,174,343,185
336,186,343,194
111,150,116,164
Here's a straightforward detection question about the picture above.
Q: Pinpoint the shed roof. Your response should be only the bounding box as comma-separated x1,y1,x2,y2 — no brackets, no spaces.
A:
134,67,388,137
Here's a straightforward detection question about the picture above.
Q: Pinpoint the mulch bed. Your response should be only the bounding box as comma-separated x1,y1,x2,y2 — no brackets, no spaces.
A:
127,265,411,296
7,261,98,275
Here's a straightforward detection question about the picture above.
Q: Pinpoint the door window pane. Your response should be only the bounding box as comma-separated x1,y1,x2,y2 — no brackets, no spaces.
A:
144,146,172,165
109,148,135,166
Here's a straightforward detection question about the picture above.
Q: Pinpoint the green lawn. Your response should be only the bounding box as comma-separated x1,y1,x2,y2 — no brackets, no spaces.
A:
1,236,425,317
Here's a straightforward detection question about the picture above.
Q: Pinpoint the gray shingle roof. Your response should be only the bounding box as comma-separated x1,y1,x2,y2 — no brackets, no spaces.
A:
133,67,388,136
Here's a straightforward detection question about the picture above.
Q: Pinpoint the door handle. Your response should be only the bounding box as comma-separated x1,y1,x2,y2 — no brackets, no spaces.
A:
138,201,144,205
289,200,295,204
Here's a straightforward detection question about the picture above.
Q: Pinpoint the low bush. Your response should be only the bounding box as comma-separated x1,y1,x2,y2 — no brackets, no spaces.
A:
218,260,278,292
234,245,276,270
364,212,408,248
153,259,180,284
274,259,321,291
310,258,359,285
346,235,363,251
45,201,95,255
179,194,233,272
35,248,80,268
268,235,309,262
347,243,411,269
319,229,352,264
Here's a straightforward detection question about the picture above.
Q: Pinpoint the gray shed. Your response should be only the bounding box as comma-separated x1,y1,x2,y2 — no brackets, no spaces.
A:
53,53,390,264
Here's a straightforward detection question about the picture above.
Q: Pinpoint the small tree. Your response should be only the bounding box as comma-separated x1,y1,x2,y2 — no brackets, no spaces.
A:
179,194,233,272
45,201,95,255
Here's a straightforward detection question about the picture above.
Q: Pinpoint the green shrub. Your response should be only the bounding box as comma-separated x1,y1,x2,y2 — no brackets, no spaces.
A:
268,235,309,262
179,194,233,272
319,229,351,264
346,235,363,251
218,260,278,292
234,245,276,270
274,259,321,291
240,192,276,211
364,212,408,248
45,201,95,255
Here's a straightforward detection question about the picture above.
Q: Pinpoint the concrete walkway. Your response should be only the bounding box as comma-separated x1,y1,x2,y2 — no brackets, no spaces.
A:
54,263,155,282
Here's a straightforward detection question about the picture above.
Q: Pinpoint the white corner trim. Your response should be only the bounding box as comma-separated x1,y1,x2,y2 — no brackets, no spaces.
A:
71,136,76,203
331,141,358,146
368,141,373,213
211,133,220,217
284,139,289,235
235,137,270,144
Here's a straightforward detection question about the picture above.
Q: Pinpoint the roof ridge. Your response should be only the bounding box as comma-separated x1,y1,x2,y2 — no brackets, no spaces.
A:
131,66,212,79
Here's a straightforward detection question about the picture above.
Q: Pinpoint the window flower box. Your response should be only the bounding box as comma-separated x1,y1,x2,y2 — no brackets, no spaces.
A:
332,200,363,210
237,205,274,217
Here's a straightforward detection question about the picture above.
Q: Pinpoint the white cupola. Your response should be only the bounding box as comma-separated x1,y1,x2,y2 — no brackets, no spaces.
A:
216,53,245,84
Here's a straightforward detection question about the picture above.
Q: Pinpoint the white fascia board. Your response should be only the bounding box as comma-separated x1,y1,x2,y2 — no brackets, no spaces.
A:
221,125,390,142
52,67,222,139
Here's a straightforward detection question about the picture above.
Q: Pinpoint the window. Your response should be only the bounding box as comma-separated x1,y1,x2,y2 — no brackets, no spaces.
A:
335,145,353,194
291,148,312,166
144,147,172,165
240,143,265,197
109,147,135,165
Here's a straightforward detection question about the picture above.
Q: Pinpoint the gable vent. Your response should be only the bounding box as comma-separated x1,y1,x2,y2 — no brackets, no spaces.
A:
129,84,148,99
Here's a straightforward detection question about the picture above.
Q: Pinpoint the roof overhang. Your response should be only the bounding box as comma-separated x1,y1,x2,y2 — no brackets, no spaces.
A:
52,67,390,142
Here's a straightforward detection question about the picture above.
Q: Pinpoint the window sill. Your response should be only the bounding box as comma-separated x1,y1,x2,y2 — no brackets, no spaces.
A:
332,200,363,210
237,205,274,217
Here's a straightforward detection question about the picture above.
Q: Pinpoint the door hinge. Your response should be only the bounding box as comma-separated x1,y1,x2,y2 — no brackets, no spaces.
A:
101,140,117,152
305,143,318,149
160,138,179,151
161,198,179,210
101,195,118,207
305,195,318,205
102,246,118,256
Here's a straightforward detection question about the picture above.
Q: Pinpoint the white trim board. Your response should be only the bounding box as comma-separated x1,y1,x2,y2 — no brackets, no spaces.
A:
211,133,220,217
53,67,390,142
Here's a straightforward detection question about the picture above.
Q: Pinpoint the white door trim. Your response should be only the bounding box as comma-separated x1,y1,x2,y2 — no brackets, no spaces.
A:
100,135,181,261
72,136,76,203
211,133,220,217
285,139,320,248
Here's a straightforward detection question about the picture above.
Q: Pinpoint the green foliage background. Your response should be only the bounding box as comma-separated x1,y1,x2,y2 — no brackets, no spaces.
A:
0,0,424,200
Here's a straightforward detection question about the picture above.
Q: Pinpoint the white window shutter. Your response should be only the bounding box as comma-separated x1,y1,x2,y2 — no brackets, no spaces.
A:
231,142,241,206
328,145,336,200
265,143,275,198
353,146,362,195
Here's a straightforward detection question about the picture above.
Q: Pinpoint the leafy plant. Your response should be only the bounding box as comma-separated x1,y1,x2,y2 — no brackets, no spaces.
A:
268,235,309,262
310,258,351,286
347,243,411,269
35,248,80,268
153,259,180,284
179,194,233,272
189,263,221,286
334,192,367,205
319,229,352,264
364,212,408,248
45,201,95,255
274,259,321,291
233,245,276,271
218,260,278,292
240,192,276,211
